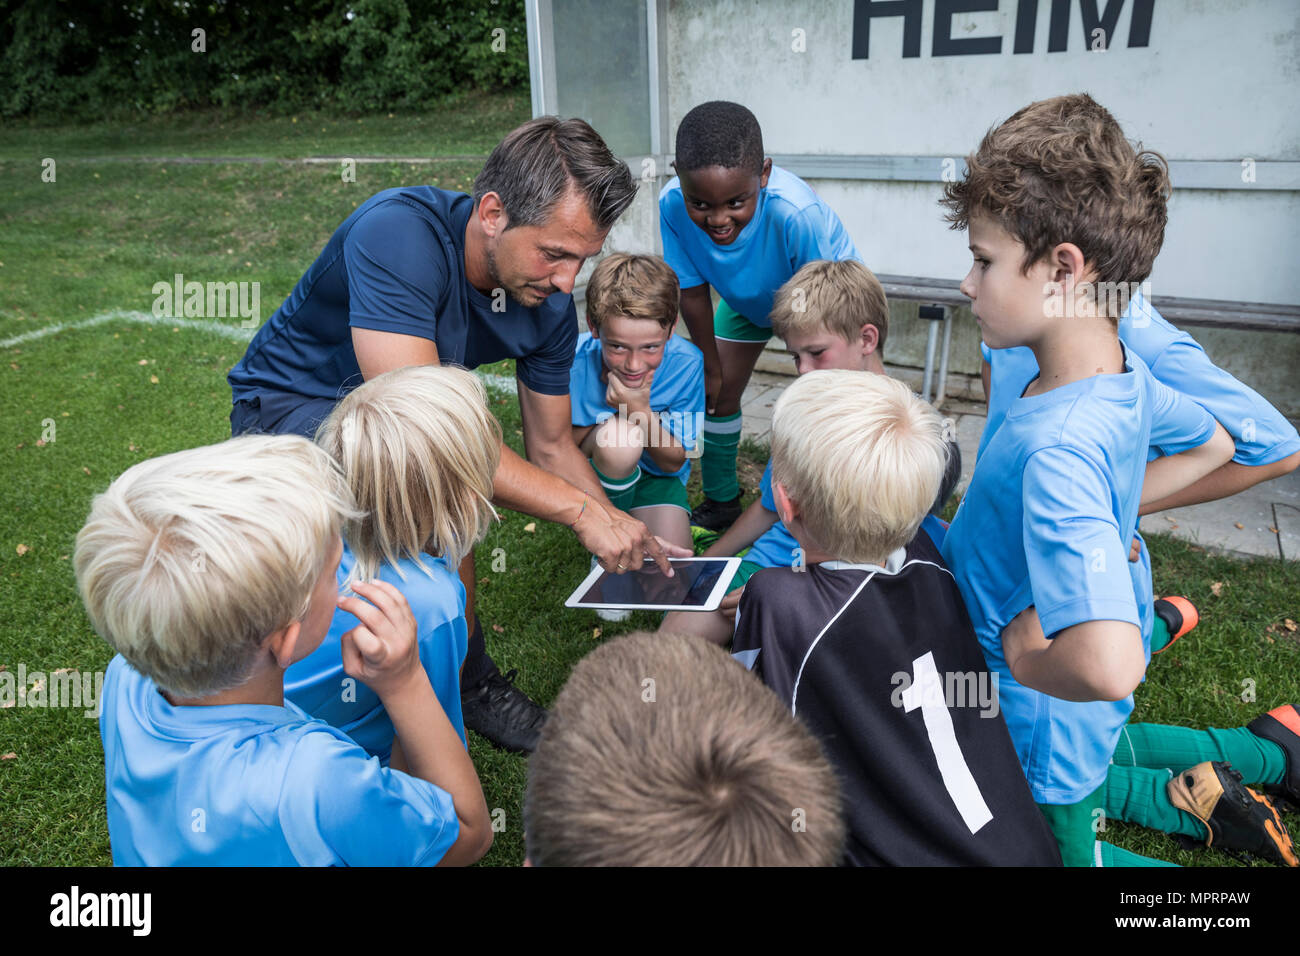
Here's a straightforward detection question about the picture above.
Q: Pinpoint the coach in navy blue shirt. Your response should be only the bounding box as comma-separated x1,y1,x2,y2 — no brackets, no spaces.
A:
229,117,684,753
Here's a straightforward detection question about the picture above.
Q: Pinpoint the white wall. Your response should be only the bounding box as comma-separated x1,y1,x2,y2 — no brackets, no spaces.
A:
665,0,1300,305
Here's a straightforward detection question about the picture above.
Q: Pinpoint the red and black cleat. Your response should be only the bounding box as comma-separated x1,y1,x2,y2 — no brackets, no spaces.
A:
1248,704,1300,807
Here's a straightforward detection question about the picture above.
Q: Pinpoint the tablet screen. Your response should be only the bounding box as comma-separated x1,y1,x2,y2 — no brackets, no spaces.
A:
573,559,733,609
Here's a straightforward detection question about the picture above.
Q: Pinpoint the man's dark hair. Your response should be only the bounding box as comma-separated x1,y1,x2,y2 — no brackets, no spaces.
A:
674,101,765,175
472,116,636,231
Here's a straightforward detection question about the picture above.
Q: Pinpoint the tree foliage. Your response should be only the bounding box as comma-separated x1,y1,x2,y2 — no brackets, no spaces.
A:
0,0,529,119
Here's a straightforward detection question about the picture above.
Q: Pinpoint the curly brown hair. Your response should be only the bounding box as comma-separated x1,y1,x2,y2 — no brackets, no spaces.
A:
940,93,1170,298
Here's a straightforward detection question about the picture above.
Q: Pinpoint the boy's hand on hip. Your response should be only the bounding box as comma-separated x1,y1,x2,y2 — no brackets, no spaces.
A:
337,580,423,698
1129,534,1141,563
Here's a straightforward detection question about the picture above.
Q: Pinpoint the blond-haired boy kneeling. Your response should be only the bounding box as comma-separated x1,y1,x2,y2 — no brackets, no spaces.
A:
78,434,492,865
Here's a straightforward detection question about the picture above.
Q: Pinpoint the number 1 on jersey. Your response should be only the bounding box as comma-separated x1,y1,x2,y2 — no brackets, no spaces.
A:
901,652,994,834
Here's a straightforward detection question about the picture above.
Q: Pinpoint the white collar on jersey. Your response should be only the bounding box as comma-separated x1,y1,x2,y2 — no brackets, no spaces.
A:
816,546,907,576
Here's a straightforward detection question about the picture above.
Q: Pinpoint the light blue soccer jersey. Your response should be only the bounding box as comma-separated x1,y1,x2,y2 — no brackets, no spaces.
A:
99,656,459,866
942,350,1217,803
570,331,705,484
978,290,1300,466
285,542,468,759
658,166,861,327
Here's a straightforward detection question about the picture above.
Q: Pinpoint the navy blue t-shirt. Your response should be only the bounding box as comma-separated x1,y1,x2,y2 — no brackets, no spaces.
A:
228,187,578,405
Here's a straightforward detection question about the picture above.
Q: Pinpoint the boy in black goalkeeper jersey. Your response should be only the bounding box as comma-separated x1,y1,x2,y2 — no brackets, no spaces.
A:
731,369,1061,866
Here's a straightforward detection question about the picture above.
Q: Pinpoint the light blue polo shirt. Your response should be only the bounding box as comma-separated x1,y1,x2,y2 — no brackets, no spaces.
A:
99,656,459,866
942,350,1217,803
570,332,704,484
658,165,861,327
285,542,468,760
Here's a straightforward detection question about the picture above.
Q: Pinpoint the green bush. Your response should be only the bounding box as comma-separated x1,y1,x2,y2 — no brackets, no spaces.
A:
0,0,529,120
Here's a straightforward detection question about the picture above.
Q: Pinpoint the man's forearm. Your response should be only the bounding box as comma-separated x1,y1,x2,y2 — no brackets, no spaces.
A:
492,441,610,523
529,435,614,508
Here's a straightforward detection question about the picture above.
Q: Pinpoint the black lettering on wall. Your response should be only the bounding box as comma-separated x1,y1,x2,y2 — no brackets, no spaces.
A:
1080,0,1124,49
1047,0,1071,52
934,0,1003,56
851,0,924,59
1013,0,1039,54
1128,0,1154,47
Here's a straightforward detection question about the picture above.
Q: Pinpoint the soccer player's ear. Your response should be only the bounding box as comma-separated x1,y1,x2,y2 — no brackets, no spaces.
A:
263,621,303,671
1049,242,1087,290
772,480,798,526
860,323,880,355
759,157,772,188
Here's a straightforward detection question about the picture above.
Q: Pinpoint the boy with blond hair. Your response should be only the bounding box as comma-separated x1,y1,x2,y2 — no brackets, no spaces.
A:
77,434,492,865
570,253,703,552
661,258,957,644
731,370,1061,866
286,365,502,760
524,630,845,866
939,93,1294,867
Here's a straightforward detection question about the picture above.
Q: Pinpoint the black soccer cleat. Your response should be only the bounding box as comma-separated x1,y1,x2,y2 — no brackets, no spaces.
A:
461,668,548,754
690,493,743,532
1166,761,1298,867
1247,704,1300,806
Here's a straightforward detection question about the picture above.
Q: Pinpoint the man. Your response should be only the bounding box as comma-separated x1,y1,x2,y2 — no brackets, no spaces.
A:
229,116,683,752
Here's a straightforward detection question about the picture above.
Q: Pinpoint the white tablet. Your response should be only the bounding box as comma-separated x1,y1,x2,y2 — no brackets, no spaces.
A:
565,557,742,613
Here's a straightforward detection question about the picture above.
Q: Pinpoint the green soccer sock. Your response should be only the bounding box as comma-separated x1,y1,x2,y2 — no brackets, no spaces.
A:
1103,764,1207,840
1037,785,1107,867
701,411,742,502
1039,784,1184,866
1150,613,1171,653
1097,842,1180,867
593,462,639,513
1112,723,1287,787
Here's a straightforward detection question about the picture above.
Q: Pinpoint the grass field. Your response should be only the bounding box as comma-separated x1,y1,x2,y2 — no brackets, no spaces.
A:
1,97,1297,867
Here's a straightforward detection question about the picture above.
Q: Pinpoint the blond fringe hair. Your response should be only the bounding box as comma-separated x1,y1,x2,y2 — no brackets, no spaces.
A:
525,631,845,866
73,435,361,698
315,365,501,583
772,370,947,562
770,259,890,353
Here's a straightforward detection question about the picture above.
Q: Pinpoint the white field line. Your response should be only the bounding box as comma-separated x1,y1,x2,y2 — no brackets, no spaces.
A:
0,310,520,393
